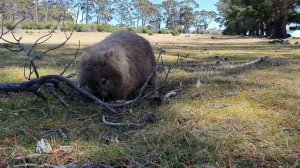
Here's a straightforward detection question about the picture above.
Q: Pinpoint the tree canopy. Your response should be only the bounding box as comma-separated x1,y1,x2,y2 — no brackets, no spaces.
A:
216,0,300,38
0,0,218,33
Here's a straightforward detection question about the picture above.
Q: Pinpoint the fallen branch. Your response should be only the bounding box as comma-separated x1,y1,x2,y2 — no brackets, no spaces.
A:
102,113,157,129
182,56,270,72
226,56,269,69
0,75,117,112
102,115,142,129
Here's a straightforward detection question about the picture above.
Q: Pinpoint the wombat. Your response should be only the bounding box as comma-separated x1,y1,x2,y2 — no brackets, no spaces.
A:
78,32,156,101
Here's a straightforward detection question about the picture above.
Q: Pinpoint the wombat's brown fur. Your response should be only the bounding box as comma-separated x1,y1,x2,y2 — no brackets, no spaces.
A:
78,32,156,100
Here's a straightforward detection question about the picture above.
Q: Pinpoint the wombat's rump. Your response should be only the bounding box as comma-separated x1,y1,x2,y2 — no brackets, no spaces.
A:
78,32,156,100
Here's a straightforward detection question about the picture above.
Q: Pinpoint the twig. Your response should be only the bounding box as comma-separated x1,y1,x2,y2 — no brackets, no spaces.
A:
0,75,117,112
102,115,142,128
0,17,74,80
47,85,69,107
13,164,40,168
163,52,180,81
60,41,80,76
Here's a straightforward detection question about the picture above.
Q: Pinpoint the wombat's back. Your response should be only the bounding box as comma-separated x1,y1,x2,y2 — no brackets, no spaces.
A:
79,32,156,100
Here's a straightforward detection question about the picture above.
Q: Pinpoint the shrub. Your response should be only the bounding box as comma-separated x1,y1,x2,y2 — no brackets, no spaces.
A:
141,28,148,33
136,28,153,34
21,21,45,30
96,24,111,32
4,20,15,30
73,24,85,32
127,27,134,32
61,23,91,32
45,22,54,29
157,29,169,34
60,22,74,31
171,29,179,36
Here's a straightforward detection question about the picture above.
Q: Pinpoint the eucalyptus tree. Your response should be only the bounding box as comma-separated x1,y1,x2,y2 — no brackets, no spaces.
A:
113,0,135,27
179,0,199,33
132,0,158,28
194,10,217,33
161,0,180,30
94,0,114,24
148,4,163,31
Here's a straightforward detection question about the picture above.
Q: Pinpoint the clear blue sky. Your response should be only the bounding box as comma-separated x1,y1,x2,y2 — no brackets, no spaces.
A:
151,0,218,12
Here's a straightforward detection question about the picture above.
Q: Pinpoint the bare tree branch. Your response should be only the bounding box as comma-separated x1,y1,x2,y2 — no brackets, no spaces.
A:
0,17,76,80
163,52,180,81
60,41,81,76
0,75,117,112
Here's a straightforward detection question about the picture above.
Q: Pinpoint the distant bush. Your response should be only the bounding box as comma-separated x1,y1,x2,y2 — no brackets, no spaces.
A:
60,23,94,32
21,21,46,30
134,28,153,35
4,20,15,30
96,24,113,32
171,29,179,36
60,22,74,31
127,27,135,32
45,22,55,29
21,21,45,30
141,28,148,33
18,21,158,34
73,24,88,32
157,29,169,34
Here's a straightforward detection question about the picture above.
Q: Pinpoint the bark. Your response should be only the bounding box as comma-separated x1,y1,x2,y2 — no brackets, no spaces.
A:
271,14,288,39
35,0,39,22
75,5,80,23
249,29,255,36
260,22,265,36
266,22,273,37
81,7,84,24
44,2,50,23
255,28,260,36
85,4,88,24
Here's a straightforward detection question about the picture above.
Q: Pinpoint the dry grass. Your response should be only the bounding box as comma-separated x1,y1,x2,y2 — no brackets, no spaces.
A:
0,31,299,167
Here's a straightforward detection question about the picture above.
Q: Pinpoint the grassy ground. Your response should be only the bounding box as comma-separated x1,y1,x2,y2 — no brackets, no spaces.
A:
0,32,299,167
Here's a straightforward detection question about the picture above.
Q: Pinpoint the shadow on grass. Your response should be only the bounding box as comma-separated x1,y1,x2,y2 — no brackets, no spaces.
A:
0,44,90,69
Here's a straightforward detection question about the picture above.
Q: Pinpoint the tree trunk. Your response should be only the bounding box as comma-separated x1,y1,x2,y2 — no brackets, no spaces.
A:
249,29,255,36
260,22,264,36
81,6,84,24
271,14,288,39
266,22,272,37
44,3,50,23
75,5,80,23
35,0,39,22
85,4,89,24
255,28,260,36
